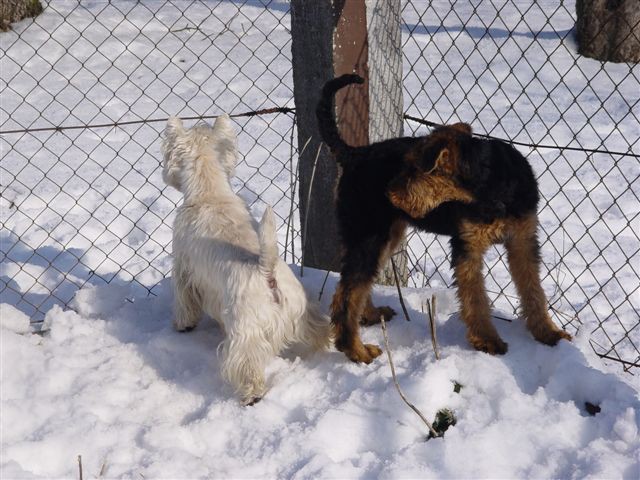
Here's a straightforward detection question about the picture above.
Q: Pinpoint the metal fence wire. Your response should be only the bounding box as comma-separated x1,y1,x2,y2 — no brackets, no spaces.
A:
1,1,638,371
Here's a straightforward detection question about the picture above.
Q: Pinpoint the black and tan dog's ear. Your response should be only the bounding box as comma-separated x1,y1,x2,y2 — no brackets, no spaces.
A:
433,146,464,177
451,122,472,135
433,147,449,172
387,153,475,219
407,138,447,173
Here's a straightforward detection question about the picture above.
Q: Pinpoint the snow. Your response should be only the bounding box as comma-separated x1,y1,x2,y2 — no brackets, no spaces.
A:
2,271,639,478
1,0,639,477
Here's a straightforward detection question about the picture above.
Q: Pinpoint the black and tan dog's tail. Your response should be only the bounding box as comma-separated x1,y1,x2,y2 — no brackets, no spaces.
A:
316,74,364,161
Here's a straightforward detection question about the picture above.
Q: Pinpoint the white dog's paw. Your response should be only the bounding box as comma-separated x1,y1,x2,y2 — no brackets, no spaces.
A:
175,325,196,333
238,380,267,406
243,395,262,407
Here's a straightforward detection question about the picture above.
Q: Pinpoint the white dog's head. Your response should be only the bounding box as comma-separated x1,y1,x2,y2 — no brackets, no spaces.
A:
161,114,238,194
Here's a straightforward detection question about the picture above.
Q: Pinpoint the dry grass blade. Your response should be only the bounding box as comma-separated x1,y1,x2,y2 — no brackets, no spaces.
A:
98,458,107,478
318,252,340,301
390,256,412,322
424,295,440,360
300,141,323,277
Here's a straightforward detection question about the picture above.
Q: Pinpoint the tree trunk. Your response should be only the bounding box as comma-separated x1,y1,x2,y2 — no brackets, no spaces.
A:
0,0,43,32
576,0,640,62
291,0,407,284
291,0,341,272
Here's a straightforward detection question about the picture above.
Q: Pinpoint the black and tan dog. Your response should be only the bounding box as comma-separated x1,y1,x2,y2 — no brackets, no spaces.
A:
316,73,571,364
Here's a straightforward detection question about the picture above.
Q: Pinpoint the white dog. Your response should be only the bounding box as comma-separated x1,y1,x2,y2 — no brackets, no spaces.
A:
161,115,330,405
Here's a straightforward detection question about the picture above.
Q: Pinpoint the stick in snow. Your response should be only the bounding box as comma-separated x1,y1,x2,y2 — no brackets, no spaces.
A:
390,256,412,322
380,315,440,438
425,295,440,360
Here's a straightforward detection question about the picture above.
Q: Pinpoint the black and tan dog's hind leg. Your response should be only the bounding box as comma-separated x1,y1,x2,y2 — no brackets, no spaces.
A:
330,248,385,364
359,219,407,326
361,295,396,326
330,219,408,363
505,214,572,346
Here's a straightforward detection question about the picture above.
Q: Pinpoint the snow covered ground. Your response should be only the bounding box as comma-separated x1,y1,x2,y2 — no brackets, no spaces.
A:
2,269,640,478
1,0,639,477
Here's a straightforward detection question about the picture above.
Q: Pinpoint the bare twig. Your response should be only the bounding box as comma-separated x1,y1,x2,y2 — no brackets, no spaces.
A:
77,455,83,480
380,316,440,438
318,268,332,301
390,256,412,322
318,252,340,301
198,11,240,42
492,314,513,323
425,295,440,360
300,141,322,277
285,133,310,263
548,304,579,325
169,24,198,33
548,229,568,305
98,459,107,478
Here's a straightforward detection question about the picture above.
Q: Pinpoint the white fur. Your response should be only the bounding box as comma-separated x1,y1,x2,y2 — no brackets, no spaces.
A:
162,115,330,404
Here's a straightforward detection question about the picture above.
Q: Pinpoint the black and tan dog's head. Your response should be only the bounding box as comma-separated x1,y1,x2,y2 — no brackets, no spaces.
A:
387,123,475,218
405,122,473,175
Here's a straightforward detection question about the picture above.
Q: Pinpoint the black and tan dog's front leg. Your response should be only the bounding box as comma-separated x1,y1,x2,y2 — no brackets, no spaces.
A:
505,215,572,346
451,236,508,355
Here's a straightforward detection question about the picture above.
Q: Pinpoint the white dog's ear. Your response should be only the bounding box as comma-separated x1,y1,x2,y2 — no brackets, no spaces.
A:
162,116,186,191
212,114,238,177
212,113,232,133
166,116,184,136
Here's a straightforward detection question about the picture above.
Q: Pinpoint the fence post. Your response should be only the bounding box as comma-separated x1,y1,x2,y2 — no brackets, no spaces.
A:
291,0,406,283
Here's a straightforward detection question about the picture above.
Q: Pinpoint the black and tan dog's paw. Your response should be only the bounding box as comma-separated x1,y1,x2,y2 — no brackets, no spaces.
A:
360,305,396,326
468,333,509,355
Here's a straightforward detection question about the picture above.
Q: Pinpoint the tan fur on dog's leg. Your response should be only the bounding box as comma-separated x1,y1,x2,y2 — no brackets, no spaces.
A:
331,281,382,364
454,240,508,355
505,215,572,346
359,219,407,325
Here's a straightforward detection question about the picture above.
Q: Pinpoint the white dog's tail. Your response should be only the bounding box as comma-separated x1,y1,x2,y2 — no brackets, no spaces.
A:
258,205,279,279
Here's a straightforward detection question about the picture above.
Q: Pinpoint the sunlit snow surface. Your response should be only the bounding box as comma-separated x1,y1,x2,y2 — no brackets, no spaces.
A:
2,270,639,478
1,1,639,477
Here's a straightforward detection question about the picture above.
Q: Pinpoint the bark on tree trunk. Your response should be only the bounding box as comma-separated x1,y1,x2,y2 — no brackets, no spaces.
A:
0,0,43,32
291,0,342,272
291,0,408,285
576,0,640,63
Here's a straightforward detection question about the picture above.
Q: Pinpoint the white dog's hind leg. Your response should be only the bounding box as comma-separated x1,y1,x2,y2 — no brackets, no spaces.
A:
221,324,274,405
172,260,202,332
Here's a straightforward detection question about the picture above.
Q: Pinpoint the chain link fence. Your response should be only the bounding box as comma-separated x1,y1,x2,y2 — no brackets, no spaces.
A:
1,1,638,370
401,1,639,371
1,0,300,320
